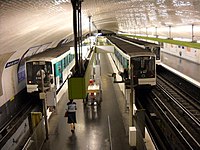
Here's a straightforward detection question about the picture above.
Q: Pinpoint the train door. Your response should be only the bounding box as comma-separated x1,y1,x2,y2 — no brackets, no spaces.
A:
61,59,65,80
54,61,63,87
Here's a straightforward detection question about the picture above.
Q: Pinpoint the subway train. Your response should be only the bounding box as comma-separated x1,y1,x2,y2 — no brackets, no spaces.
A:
115,35,161,64
25,41,75,95
106,36,156,87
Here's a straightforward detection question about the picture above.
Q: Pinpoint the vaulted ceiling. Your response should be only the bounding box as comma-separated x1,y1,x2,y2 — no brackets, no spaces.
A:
1,0,200,56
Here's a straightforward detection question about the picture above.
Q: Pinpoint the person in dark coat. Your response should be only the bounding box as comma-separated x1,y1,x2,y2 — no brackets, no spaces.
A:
66,99,77,133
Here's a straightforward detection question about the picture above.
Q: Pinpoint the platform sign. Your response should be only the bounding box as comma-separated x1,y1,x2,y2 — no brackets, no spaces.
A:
5,59,20,68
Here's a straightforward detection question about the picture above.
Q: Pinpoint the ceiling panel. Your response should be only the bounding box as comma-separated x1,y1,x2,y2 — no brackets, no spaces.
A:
0,0,200,55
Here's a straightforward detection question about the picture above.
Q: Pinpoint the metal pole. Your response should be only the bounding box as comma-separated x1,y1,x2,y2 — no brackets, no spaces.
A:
71,0,79,74
192,24,194,42
77,2,81,73
40,70,49,140
129,64,133,126
79,1,83,73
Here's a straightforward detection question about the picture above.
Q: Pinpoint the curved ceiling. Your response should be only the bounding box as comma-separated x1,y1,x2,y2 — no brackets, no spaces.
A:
0,0,200,56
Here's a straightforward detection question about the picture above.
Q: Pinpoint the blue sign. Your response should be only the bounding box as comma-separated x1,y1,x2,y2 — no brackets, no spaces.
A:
5,59,20,68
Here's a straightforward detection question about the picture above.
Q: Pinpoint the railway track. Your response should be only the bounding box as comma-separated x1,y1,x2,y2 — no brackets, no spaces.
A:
156,65,200,103
136,66,200,149
0,101,35,149
150,75,200,149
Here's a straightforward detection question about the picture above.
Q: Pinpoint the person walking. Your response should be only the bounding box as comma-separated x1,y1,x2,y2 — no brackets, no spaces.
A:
66,99,77,133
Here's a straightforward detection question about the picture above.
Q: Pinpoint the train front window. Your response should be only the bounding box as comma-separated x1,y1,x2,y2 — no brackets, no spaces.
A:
131,56,155,78
26,61,52,84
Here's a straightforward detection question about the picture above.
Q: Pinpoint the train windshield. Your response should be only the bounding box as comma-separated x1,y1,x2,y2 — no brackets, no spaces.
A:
131,56,155,78
26,61,52,85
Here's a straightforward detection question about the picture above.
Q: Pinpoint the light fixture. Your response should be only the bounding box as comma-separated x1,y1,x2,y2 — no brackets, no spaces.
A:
54,0,71,5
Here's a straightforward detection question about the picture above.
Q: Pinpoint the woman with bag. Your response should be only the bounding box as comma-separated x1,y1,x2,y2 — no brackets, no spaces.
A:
66,99,77,133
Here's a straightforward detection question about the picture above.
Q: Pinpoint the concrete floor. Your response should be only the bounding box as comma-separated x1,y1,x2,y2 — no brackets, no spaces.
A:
42,53,134,150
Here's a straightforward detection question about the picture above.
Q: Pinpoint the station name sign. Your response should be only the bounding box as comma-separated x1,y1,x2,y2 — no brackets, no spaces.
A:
5,59,20,68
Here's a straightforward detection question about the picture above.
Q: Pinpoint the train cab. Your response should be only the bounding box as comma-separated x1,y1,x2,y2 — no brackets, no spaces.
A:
26,61,54,93
131,54,156,86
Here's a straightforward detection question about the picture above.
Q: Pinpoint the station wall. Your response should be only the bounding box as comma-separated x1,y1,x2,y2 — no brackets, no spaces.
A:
137,38,200,64
0,52,25,107
161,43,200,64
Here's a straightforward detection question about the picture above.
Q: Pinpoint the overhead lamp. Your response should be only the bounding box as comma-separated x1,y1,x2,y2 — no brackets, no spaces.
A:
54,0,71,5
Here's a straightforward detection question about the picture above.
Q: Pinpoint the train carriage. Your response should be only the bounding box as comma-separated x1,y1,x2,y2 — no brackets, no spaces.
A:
116,35,161,64
106,36,156,87
25,42,75,93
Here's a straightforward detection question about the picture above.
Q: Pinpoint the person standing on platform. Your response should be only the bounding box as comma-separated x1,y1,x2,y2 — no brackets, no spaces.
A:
66,99,77,133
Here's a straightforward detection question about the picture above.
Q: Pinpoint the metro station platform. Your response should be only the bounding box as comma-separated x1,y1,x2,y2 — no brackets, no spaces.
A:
41,53,135,150
41,51,199,150
160,52,200,87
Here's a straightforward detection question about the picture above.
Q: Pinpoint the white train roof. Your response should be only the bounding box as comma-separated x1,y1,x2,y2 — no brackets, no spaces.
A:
107,36,155,56
26,42,73,62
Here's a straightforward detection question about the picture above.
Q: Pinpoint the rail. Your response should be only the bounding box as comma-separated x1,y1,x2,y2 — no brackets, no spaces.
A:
0,101,33,148
150,75,200,149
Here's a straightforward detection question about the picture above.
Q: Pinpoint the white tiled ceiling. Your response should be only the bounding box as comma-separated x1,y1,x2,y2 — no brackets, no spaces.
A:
83,0,200,29
0,0,200,55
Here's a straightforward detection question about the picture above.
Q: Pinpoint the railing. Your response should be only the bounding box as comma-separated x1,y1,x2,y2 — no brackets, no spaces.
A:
22,119,45,150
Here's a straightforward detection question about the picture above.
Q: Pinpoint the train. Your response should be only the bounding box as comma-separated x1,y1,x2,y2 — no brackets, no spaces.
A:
25,41,75,95
106,36,156,87
115,35,161,64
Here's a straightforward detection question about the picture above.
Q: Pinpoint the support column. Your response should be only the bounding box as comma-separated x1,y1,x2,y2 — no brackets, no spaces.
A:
125,89,130,109
134,27,136,36
146,27,148,37
192,24,195,42
155,26,158,38
129,64,134,126
168,25,172,39
71,0,83,75
89,16,92,36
